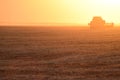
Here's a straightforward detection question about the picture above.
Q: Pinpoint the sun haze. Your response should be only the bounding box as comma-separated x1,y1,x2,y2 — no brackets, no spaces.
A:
0,0,120,26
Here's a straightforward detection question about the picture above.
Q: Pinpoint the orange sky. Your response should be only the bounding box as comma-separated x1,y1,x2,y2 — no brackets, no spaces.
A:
0,0,120,26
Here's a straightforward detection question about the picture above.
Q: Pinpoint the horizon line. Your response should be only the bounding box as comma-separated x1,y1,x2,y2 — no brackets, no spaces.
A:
0,23,120,27
0,25,120,28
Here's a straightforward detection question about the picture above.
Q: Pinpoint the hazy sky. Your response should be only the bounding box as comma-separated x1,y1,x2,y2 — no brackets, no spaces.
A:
0,0,120,26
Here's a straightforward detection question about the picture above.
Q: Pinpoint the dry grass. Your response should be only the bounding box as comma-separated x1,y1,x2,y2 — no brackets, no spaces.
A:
0,27,120,80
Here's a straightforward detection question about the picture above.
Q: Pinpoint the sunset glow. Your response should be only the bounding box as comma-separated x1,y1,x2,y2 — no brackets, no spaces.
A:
0,1,120,80
0,0,120,26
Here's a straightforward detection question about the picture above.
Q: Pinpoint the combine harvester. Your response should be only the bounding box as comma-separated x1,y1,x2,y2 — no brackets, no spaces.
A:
89,16,114,30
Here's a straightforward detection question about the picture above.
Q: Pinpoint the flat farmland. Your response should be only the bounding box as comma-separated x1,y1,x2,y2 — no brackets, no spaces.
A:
0,27,120,80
